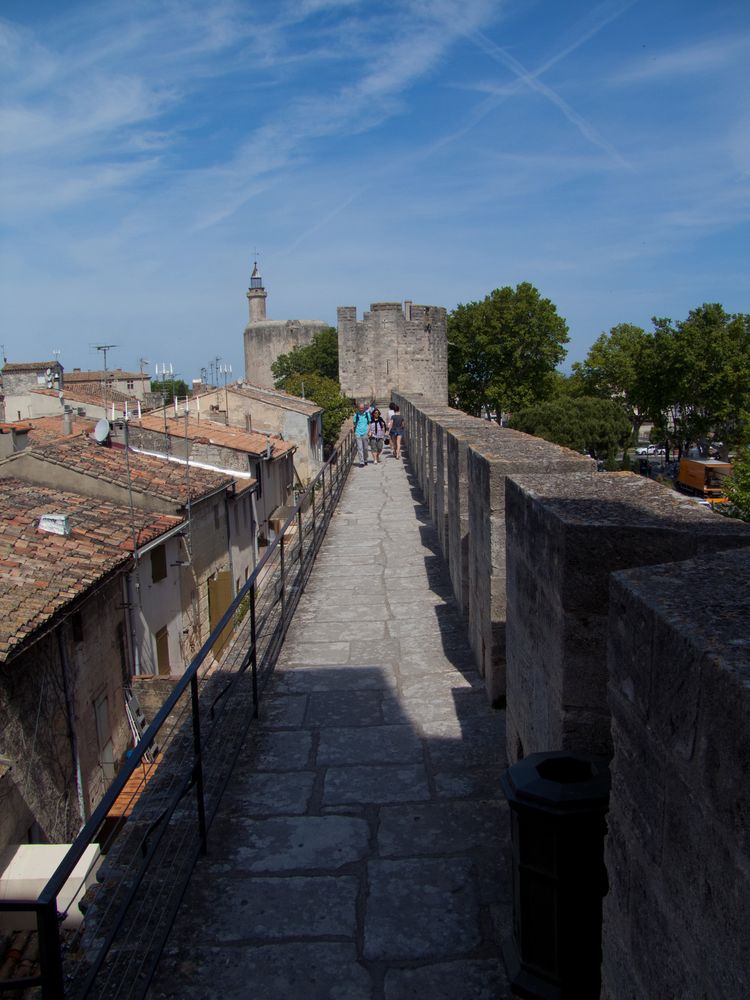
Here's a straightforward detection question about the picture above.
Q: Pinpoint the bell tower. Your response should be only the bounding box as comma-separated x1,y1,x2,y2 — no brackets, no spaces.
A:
246,260,267,323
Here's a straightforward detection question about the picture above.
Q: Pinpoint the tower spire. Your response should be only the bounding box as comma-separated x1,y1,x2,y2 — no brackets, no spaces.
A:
247,256,267,322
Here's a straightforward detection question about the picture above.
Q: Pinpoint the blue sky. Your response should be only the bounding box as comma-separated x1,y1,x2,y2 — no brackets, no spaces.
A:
1,0,748,383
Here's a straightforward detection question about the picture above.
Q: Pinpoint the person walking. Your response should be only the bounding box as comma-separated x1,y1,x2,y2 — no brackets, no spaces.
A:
353,401,371,467
369,408,386,464
388,404,404,459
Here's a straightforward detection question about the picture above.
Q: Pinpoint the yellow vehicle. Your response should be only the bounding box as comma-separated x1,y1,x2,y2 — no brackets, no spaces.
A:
676,459,732,503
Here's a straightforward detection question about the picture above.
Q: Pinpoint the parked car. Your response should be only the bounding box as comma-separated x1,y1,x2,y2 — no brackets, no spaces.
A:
635,445,664,456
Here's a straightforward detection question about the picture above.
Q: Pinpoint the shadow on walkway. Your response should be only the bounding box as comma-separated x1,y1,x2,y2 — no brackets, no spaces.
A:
148,450,512,1000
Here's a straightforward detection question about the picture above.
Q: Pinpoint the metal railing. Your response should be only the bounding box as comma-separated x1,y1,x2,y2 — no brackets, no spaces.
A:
0,430,356,999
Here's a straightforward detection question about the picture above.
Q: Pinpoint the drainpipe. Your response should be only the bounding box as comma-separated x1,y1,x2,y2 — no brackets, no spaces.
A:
57,626,87,827
250,488,259,567
124,572,141,676
225,490,236,591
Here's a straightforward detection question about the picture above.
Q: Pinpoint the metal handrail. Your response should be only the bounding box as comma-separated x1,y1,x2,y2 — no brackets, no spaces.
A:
0,429,355,998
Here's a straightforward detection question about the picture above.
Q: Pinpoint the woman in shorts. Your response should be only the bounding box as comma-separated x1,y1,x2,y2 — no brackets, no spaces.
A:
388,404,404,459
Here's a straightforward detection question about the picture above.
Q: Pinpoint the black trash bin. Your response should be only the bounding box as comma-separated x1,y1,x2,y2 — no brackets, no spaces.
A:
500,750,610,1000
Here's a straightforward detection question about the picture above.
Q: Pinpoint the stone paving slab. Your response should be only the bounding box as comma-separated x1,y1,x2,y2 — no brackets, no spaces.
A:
150,453,511,1000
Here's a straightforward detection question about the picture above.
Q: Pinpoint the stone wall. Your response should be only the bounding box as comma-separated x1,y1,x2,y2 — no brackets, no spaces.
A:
394,393,593,704
602,548,750,1000
0,577,131,847
243,320,329,389
395,392,750,998
339,302,448,403
504,472,750,761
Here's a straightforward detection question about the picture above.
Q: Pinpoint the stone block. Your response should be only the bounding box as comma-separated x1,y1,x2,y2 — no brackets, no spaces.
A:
505,472,750,761
602,546,750,1000
446,426,496,616
467,436,593,706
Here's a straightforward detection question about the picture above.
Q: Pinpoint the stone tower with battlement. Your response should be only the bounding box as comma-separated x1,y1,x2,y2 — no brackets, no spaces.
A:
243,263,328,388
337,300,448,403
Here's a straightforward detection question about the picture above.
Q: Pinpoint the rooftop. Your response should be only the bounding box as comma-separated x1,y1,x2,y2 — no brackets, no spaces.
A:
215,380,323,416
1,361,62,373
66,369,147,383
33,384,140,409
135,414,296,458
24,416,97,446
24,436,233,505
0,478,182,663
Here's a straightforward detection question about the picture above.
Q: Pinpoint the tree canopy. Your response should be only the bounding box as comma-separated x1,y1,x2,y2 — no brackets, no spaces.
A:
448,282,569,420
154,378,190,405
574,305,750,458
272,327,339,385
278,372,352,452
572,323,651,448
509,396,632,462
647,305,750,456
724,448,750,521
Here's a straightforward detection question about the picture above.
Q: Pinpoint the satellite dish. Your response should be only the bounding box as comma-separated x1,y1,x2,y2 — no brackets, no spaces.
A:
94,418,111,443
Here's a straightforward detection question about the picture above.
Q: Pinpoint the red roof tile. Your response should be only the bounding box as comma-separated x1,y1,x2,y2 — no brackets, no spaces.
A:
28,436,233,505
65,369,145,383
0,479,183,662
135,414,296,458
23,416,97,446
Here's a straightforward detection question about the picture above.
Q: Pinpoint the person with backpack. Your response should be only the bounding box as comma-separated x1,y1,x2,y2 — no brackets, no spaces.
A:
368,408,387,464
352,401,371,467
388,404,404,459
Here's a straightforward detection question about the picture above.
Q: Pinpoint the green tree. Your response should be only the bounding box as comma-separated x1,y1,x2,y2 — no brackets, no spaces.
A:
572,323,652,450
724,449,750,521
509,396,631,462
156,378,190,405
279,372,352,452
272,327,339,385
647,306,750,457
448,282,569,420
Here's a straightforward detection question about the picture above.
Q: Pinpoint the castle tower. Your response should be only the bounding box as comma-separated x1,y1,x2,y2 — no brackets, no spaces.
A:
243,264,328,387
246,261,267,323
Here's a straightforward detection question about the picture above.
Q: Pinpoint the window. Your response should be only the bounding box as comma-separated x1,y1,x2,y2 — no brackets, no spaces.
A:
127,380,135,390
151,544,167,582
213,504,220,530
255,462,263,500
72,611,84,643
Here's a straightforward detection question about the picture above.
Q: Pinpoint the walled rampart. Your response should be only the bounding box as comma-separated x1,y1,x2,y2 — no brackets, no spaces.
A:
244,319,329,389
394,393,593,704
339,302,447,402
394,392,750,999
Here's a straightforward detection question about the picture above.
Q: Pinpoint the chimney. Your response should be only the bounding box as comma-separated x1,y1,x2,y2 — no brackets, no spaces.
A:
63,407,73,436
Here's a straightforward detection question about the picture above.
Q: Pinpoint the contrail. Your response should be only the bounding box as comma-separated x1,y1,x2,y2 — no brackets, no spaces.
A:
469,27,632,169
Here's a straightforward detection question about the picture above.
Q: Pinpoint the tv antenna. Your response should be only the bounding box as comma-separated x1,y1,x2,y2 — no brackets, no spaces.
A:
93,343,117,371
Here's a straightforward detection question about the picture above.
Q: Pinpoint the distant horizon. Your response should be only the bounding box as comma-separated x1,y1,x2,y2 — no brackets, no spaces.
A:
2,1,748,382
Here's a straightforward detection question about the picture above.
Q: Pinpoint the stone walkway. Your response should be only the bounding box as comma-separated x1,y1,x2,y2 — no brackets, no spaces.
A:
149,448,512,999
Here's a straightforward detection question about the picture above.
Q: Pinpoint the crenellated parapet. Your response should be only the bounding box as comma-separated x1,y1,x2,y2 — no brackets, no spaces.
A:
338,301,447,403
396,390,750,1000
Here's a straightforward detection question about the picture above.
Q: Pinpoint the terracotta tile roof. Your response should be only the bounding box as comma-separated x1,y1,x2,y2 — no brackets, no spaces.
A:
0,422,34,434
0,478,183,663
24,416,97,446
34,384,139,408
2,361,60,373
135,414,296,458
224,381,323,415
65,369,145,383
28,436,233,504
